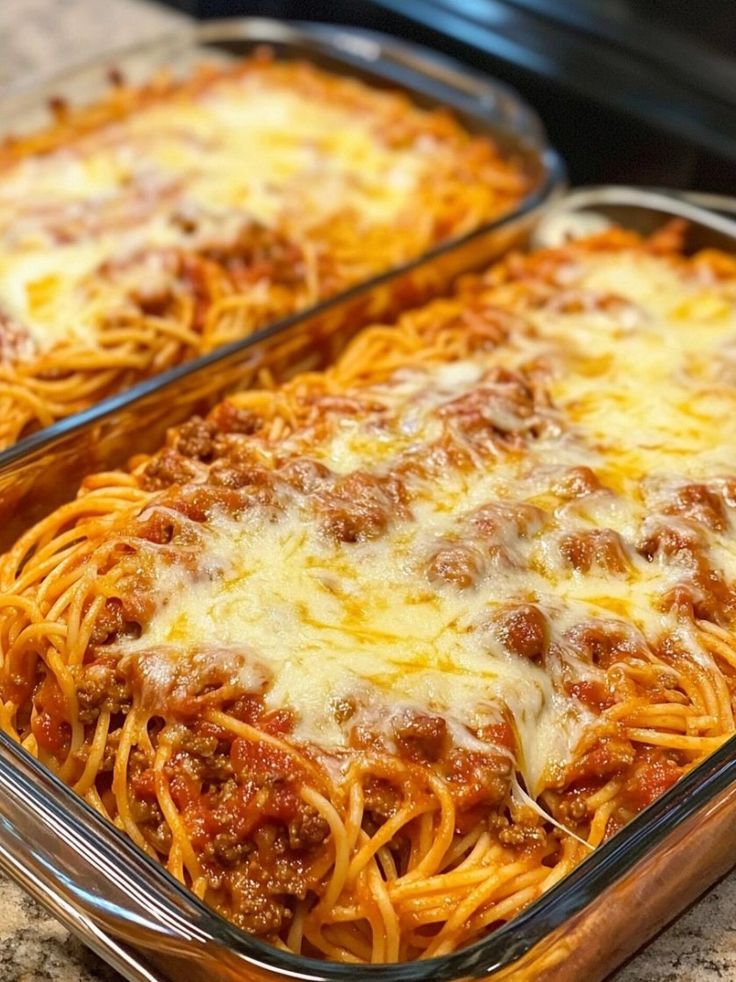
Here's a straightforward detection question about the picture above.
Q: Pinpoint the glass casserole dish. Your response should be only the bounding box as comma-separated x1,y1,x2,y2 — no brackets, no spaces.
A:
0,17,562,465
1,186,736,981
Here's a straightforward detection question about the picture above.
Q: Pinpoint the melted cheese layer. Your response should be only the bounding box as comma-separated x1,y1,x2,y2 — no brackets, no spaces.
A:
137,487,596,795
545,252,736,482
124,243,736,795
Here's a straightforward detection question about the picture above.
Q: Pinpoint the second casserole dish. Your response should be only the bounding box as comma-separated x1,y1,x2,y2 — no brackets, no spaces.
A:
0,18,557,453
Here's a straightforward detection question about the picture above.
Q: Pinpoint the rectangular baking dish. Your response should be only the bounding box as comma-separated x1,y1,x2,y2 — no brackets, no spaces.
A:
0,16,563,526
1,186,736,982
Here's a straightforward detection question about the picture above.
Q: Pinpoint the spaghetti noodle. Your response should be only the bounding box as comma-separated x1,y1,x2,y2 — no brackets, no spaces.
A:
0,51,528,449
2,228,736,962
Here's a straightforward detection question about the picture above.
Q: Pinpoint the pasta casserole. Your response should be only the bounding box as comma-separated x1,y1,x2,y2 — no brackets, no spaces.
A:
0,52,527,448
2,226,736,962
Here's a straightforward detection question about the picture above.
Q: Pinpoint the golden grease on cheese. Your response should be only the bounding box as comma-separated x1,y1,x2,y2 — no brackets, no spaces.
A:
127,244,736,794
545,252,736,483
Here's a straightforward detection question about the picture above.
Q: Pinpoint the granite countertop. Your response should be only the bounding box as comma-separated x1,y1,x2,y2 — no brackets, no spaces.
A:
0,0,734,979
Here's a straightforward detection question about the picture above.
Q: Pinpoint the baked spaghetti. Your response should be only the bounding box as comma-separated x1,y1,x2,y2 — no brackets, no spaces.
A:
2,226,736,962
0,52,528,450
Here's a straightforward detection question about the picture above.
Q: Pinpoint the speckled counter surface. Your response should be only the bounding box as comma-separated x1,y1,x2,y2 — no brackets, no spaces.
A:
0,0,735,979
